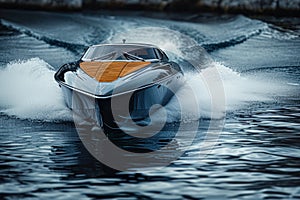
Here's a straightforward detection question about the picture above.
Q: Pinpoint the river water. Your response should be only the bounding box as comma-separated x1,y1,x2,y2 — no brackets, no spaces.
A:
0,9,299,199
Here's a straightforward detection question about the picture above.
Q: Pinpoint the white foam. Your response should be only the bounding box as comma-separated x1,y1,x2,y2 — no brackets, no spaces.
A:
109,27,197,58
0,57,284,123
159,61,271,122
0,58,72,122
110,27,281,122
0,25,287,123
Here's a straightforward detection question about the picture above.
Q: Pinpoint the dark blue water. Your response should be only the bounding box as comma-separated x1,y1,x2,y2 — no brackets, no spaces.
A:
0,9,300,199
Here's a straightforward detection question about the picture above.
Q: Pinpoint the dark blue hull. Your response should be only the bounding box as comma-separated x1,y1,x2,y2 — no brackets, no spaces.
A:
60,77,183,130
54,43,185,130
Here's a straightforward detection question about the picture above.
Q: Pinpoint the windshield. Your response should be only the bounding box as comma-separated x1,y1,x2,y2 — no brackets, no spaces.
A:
82,45,158,61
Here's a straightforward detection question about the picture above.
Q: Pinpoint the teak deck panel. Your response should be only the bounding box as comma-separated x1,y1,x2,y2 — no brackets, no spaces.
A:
80,61,150,82
119,62,150,77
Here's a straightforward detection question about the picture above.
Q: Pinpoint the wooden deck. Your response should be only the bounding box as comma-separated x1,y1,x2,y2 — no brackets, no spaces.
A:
80,61,150,82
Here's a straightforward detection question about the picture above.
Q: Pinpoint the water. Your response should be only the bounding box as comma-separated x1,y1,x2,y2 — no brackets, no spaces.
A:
0,9,300,199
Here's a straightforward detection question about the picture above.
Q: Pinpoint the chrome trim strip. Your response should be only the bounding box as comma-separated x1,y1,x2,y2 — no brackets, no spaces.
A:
92,43,158,48
81,59,159,62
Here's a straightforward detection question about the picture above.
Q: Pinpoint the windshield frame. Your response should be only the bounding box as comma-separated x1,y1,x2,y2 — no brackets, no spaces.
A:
81,44,161,62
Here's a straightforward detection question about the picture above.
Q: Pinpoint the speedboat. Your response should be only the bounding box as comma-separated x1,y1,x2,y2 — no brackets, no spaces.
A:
54,43,185,130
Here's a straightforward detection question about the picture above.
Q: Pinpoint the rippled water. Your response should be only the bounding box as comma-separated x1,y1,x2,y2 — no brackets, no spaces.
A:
0,9,300,199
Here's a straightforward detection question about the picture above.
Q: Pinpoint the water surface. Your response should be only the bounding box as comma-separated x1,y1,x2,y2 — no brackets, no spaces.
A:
0,9,299,199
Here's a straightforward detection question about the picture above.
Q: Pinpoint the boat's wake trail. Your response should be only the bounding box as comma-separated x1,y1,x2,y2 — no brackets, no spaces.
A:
0,58,72,122
163,61,273,122
109,27,278,122
0,56,280,123
0,26,285,123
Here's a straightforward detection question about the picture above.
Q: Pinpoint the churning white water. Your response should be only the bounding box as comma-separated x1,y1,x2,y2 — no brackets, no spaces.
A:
0,27,286,122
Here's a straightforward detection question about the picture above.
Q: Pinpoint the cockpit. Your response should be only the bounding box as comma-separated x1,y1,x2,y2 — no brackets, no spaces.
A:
82,44,168,62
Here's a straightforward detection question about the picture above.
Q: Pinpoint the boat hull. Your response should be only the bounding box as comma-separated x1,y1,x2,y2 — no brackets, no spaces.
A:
55,43,186,130
60,74,184,130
